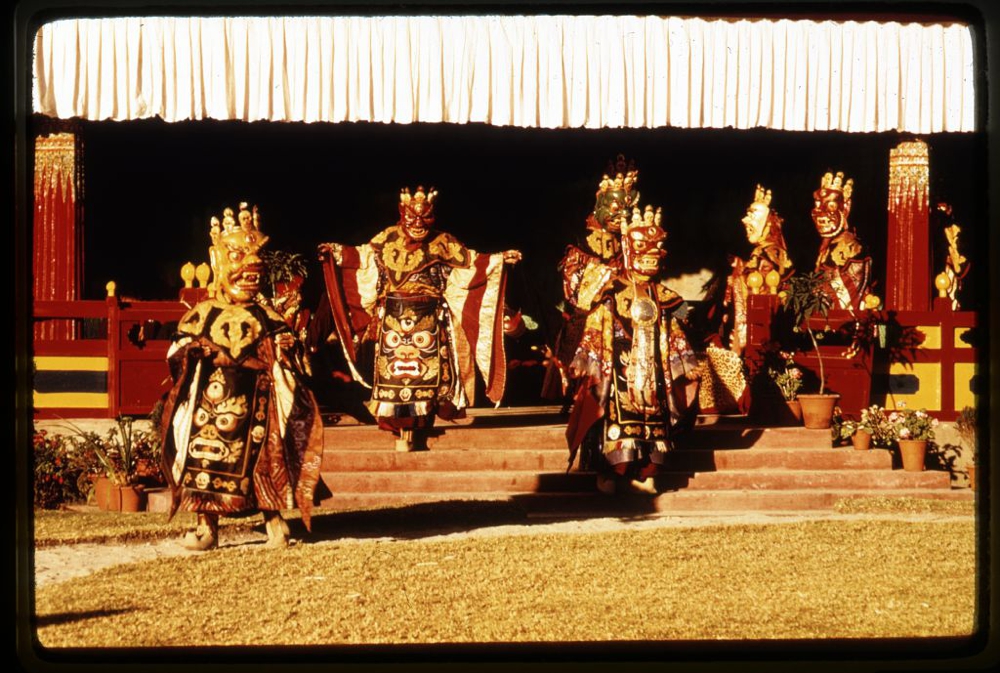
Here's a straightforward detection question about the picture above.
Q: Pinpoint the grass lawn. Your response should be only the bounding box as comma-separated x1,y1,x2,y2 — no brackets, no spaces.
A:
25,498,982,657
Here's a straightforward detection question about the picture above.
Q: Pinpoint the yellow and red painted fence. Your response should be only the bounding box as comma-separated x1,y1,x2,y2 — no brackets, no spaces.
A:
32,285,199,419
746,294,977,421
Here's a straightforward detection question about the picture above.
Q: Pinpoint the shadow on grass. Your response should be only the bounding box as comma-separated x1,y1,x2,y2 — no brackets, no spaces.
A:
35,608,132,627
287,495,667,544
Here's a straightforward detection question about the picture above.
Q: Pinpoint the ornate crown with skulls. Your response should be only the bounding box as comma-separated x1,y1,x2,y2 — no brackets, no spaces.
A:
622,204,667,276
593,154,641,230
207,202,269,301
209,202,268,255
398,186,438,224
813,171,854,212
811,171,855,238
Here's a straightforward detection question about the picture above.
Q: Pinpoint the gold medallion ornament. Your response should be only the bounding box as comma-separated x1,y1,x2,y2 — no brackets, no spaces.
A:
630,294,658,326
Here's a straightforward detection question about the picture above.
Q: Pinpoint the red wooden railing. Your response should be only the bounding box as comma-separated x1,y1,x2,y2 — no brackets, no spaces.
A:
33,288,978,422
32,290,197,419
745,293,978,420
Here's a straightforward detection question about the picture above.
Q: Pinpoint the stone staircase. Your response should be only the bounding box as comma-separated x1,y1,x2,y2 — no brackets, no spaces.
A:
317,407,971,517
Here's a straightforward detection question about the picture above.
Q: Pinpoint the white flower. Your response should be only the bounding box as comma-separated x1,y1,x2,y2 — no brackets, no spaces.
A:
899,428,911,439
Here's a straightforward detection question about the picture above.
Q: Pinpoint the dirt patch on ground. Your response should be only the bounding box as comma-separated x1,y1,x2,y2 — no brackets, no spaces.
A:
32,510,972,589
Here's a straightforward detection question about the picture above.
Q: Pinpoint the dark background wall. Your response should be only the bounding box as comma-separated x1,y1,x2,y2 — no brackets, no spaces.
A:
34,117,987,408
64,117,985,310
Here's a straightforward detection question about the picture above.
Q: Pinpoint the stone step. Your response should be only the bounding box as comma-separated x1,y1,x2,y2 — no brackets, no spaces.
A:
666,447,893,470
323,420,835,452
319,446,893,472
312,411,962,516
673,424,834,451
682,468,952,490
319,466,951,495
315,488,974,514
321,449,573,472
323,424,568,450
320,470,596,494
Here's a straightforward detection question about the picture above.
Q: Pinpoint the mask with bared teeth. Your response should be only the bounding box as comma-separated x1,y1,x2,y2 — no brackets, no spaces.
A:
208,202,269,305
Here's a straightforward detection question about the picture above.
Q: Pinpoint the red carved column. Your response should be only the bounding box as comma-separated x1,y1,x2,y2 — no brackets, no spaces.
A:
886,139,930,311
33,132,83,340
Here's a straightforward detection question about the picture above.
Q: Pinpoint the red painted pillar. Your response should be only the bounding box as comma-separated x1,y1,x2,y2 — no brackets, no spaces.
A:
886,139,931,311
33,132,83,340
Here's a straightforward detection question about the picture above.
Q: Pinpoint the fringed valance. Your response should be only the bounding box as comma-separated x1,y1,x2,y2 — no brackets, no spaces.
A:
32,15,976,132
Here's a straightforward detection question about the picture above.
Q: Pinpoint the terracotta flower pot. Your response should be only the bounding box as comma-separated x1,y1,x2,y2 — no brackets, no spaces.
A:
785,399,803,425
797,394,840,429
93,476,107,509
93,476,147,512
851,430,872,451
750,394,802,427
897,439,928,472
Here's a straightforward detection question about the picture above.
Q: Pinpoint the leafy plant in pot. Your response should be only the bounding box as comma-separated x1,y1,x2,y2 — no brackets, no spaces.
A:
260,249,309,325
766,351,804,425
779,271,839,428
60,415,154,511
887,405,938,472
833,415,874,451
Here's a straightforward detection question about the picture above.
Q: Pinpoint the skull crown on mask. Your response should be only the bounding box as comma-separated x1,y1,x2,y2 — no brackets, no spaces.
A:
209,203,269,304
398,186,438,242
811,171,853,239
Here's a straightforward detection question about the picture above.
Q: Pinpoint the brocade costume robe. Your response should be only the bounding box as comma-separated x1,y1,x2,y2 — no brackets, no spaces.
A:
567,278,700,469
319,224,509,429
160,299,326,529
815,230,872,311
543,216,623,400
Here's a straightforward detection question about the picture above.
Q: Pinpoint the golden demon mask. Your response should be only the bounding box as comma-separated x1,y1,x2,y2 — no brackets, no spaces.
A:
623,205,667,278
189,368,250,465
811,171,853,239
209,203,269,305
742,184,774,244
398,186,438,242
379,309,440,383
593,155,640,233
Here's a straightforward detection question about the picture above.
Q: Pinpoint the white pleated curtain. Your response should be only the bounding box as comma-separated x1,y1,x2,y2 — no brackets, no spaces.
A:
32,15,976,133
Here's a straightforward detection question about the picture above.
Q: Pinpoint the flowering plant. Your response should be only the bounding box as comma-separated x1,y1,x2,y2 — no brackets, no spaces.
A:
60,415,163,487
767,352,803,401
858,405,896,447
32,429,90,509
887,405,938,442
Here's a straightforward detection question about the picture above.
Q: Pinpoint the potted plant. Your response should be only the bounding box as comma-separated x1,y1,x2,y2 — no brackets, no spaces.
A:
830,408,874,450
260,249,312,373
848,417,874,451
260,249,309,325
887,405,939,472
779,271,839,428
767,351,804,424
954,406,977,489
859,404,895,449
60,416,154,511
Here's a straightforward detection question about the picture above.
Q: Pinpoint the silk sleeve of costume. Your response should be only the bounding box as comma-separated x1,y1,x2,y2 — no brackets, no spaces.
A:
318,242,380,387
442,249,508,404
570,301,614,383
559,245,615,311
